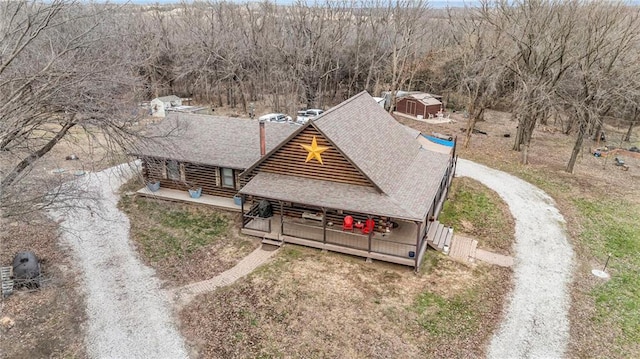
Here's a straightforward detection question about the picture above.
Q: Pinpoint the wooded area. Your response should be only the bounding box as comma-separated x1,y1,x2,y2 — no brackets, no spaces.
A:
1,0,640,215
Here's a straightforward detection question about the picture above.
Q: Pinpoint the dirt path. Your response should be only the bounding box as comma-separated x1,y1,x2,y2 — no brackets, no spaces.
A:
171,245,279,308
456,159,574,358
51,163,189,359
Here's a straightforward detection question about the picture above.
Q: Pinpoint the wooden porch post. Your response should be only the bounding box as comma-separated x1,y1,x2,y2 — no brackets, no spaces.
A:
415,221,422,270
322,208,327,244
240,194,245,228
368,216,373,253
279,201,284,235
452,135,457,160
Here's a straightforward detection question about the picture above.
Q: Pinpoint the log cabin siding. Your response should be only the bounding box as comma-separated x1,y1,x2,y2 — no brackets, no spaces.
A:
142,157,240,198
244,198,374,226
248,126,374,188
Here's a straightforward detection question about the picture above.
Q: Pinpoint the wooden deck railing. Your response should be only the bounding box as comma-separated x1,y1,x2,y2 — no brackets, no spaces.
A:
243,204,271,233
282,221,324,241
326,228,368,251
243,216,271,232
371,237,417,259
282,221,417,259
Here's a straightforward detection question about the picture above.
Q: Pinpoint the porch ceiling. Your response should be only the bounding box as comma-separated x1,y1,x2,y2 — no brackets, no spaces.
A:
239,172,423,221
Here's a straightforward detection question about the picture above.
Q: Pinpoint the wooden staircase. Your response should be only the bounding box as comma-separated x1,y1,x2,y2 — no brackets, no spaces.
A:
426,220,453,254
261,232,283,247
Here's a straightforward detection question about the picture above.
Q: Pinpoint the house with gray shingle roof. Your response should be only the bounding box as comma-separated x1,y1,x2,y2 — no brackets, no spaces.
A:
130,113,297,200
238,91,457,270
131,92,456,270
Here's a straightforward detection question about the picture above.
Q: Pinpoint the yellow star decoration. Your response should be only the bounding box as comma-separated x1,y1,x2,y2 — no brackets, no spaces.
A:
300,136,329,165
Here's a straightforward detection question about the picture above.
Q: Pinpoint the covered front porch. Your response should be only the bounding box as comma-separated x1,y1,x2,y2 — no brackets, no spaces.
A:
240,202,434,268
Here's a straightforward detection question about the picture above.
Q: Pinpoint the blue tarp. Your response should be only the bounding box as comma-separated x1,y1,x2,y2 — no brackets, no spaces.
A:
422,135,454,147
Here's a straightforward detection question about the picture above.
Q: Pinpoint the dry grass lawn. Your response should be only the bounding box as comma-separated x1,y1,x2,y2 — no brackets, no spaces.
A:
397,110,640,358
0,214,86,359
180,247,511,358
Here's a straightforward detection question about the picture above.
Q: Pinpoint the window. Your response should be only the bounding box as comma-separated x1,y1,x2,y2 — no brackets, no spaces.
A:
221,168,235,188
167,160,180,180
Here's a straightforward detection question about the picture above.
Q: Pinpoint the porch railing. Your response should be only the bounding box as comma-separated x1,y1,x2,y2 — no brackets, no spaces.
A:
282,221,417,259
243,215,271,233
371,238,417,259
326,228,368,251
282,221,323,241
243,204,271,233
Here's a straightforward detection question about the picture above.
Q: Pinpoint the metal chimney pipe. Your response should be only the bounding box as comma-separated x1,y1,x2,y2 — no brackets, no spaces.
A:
259,120,266,156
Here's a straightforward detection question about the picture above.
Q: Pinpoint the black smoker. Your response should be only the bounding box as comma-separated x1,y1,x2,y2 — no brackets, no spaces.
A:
12,251,41,288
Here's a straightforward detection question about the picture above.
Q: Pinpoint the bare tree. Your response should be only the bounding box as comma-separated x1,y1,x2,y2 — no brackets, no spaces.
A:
445,2,505,147
384,0,430,113
482,0,580,164
0,1,145,216
559,1,640,173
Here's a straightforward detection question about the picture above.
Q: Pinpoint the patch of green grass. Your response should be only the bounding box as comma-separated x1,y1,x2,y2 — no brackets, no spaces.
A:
440,182,494,225
412,289,480,336
123,197,229,260
574,198,640,345
515,167,572,195
418,250,440,272
439,177,513,253
137,229,183,260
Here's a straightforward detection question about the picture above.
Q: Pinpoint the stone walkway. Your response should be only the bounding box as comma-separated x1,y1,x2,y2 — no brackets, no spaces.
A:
449,234,514,267
171,245,279,307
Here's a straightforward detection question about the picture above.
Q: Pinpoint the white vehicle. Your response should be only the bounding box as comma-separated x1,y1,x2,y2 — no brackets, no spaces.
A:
258,113,292,123
296,108,324,123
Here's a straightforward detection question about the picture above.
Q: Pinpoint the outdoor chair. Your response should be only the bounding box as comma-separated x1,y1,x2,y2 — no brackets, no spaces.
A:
342,215,354,231
362,218,376,235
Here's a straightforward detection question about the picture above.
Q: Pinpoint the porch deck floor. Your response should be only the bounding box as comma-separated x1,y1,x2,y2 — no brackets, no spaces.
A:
136,187,246,212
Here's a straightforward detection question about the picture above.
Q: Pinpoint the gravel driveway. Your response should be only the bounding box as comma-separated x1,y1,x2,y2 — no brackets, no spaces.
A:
51,163,188,359
456,159,574,359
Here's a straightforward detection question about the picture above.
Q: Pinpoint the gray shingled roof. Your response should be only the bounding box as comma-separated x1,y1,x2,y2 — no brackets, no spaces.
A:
130,113,297,169
402,124,421,139
240,147,451,221
313,92,423,195
241,91,454,220
240,172,412,219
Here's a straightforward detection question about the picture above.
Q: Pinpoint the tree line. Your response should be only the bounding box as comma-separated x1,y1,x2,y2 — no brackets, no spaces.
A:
1,0,640,216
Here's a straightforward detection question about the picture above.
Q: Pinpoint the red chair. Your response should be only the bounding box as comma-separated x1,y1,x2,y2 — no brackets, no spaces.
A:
342,215,354,231
362,218,376,235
